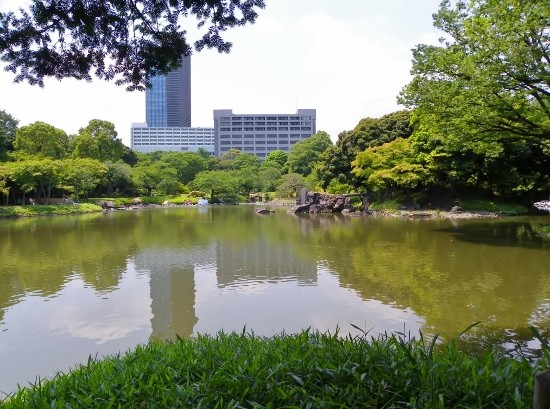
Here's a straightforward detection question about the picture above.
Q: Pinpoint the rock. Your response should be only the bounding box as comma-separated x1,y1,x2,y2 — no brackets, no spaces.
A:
451,206,462,213
132,198,142,205
97,200,116,209
255,208,274,215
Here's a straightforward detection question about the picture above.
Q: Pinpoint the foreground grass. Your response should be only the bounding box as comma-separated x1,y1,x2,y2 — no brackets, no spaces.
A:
0,203,102,218
3,330,548,408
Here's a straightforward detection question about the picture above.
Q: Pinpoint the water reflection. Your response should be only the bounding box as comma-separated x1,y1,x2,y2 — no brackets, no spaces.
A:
0,207,549,395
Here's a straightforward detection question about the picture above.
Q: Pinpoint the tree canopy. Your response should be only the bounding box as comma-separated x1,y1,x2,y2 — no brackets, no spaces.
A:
399,0,550,143
0,0,265,90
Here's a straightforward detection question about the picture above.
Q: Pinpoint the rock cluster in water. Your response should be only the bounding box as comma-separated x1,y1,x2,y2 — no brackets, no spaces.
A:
291,191,366,214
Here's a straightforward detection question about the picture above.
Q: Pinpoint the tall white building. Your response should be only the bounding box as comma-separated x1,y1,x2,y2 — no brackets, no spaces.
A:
213,109,316,159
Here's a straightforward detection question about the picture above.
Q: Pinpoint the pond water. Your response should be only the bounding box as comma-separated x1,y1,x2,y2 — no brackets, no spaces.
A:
0,206,549,395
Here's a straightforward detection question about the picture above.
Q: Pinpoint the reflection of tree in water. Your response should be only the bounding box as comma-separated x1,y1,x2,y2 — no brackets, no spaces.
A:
290,216,550,351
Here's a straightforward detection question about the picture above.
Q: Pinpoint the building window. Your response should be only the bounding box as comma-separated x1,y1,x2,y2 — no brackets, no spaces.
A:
220,127,230,131
255,127,265,131
301,127,311,130
244,147,254,151
267,134,278,138
256,116,265,120
232,127,242,131
278,127,288,131
301,116,311,120
267,127,277,131
278,116,288,120
221,117,230,120
244,116,254,120
244,127,254,131
245,134,256,138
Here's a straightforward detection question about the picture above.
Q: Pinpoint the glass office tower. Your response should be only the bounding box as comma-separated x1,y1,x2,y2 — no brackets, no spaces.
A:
145,56,191,127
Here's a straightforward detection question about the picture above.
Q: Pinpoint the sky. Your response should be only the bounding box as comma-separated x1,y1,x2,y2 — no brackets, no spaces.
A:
0,1,443,147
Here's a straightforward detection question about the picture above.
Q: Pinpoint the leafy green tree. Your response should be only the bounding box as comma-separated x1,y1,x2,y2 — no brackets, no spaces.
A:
235,167,262,196
399,0,550,199
63,158,108,200
71,119,124,162
352,138,431,199
400,0,549,142
217,149,260,171
316,111,413,191
0,0,265,90
264,150,288,169
102,161,135,197
8,158,63,202
13,121,69,159
287,131,333,177
0,109,19,156
191,170,238,201
0,165,10,204
159,152,208,184
259,166,282,192
275,173,309,198
132,164,164,196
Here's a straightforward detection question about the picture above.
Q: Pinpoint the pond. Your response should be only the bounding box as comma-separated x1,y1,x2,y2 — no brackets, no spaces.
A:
0,206,549,395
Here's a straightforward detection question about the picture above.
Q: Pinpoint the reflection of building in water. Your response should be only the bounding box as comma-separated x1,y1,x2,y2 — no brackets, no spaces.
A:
134,245,216,340
215,236,317,287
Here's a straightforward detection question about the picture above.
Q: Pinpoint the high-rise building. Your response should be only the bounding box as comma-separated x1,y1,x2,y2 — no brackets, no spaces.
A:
145,56,191,127
213,109,316,159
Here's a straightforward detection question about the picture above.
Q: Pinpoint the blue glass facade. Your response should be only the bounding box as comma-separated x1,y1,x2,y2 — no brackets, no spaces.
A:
145,56,191,127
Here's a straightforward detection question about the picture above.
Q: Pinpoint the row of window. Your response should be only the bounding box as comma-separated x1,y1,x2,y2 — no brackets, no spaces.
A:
133,142,212,146
220,140,301,145
220,146,287,153
220,121,311,126
220,126,312,132
219,116,311,121
219,134,310,139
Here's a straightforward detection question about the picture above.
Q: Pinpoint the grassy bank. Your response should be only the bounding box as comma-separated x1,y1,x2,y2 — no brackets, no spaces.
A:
0,203,103,218
368,197,529,216
3,330,548,408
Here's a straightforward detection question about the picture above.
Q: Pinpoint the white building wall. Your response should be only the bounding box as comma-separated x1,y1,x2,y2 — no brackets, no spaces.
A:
213,109,316,158
131,123,214,154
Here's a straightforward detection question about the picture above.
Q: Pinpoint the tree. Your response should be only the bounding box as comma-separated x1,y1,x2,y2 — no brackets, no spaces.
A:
62,158,107,200
316,111,413,191
398,0,550,199
275,173,309,198
13,121,69,159
0,109,18,155
400,0,549,144
191,170,238,201
0,0,265,90
8,158,63,202
102,161,135,196
264,150,288,169
0,164,9,204
159,152,208,184
71,119,124,162
286,131,333,177
132,164,164,196
352,138,431,199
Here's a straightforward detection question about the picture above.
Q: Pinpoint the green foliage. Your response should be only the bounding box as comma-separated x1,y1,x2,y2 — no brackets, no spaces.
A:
459,199,529,215
367,199,405,212
71,119,124,162
13,122,69,159
2,330,544,408
353,138,431,197
0,1,266,90
286,131,333,177
62,158,108,200
399,0,550,200
317,111,413,190
0,109,18,156
264,149,288,169
275,173,308,198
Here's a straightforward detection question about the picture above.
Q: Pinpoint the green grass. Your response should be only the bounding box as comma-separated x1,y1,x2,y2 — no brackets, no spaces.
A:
368,198,404,212
459,199,528,215
0,203,102,218
3,330,547,408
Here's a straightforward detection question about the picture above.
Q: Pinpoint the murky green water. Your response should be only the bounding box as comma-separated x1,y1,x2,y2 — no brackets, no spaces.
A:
1,206,549,394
